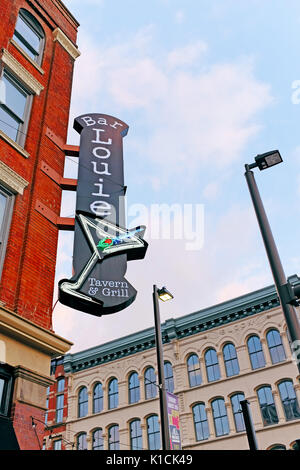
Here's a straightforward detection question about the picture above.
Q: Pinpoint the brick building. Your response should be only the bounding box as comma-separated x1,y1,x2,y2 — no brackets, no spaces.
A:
44,283,300,451
0,0,79,449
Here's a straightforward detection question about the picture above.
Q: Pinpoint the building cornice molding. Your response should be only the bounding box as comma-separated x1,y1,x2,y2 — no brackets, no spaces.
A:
0,161,29,194
0,306,73,357
1,49,44,95
53,28,81,60
63,283,295,374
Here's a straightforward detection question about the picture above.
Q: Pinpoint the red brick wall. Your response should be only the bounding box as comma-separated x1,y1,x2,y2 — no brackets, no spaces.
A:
44,361,68,450
13,402,46,450
0,0,79,330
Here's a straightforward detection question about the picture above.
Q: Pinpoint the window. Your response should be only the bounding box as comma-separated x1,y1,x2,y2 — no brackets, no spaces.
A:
278,380,300,421
205,349,221,382
129,372,140,404
108,425,119,450
144,367,157,399
211,398,229,437
55,378,65,423
45,386,50,425
164,362,174,393
77,433,87,450
0,364,14,417
266,329,286,364
192,403,209,441
78,386,88,418
130,419,143,450
223,343,240,377
247,335,266,369
230,393,246,432
92,429,104,450
53,439,62,450
0,185,14,278
13,9,45,64
147,415,161,450
0,70,32,145
108,378,118,410
187,354,202,387
93,383,103,414
257,386,278,426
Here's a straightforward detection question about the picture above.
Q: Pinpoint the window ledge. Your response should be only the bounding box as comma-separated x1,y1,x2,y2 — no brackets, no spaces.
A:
1,48,44,95
0,130,30,158
10,39,45,75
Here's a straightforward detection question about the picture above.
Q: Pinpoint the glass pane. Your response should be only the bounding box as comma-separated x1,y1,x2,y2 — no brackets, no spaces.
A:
14,15,40,56
0,378,5,406
0,192,7,229
57,378,65,393
2,74,27,120
0,106,19,141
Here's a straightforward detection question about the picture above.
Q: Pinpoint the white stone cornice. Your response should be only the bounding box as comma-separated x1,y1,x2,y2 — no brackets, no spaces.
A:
0,160,29,194
53,28,81,60
1,48,44,95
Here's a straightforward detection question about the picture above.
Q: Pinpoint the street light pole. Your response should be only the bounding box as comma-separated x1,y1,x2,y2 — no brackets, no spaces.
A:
240,400,259,450
152,284,171,450
245,164,300,373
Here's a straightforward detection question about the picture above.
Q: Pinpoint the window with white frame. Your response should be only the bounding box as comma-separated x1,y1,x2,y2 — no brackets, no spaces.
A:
0,185,14,279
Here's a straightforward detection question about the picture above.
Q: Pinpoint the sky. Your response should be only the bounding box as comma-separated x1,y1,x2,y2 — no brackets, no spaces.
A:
52,0,300,353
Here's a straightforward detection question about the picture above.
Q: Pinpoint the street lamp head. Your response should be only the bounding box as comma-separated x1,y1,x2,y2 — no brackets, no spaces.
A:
254,150,283,171
157,286,174,302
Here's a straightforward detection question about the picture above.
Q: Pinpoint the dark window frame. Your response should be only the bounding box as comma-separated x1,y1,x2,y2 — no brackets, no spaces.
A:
192,403,209,441
0,69,33,147
13,8,45,65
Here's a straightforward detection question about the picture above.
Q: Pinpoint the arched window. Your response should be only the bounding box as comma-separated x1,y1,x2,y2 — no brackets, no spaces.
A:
266,329,286,364
108,378,118,410
247,335,266,369
56,377,65,423
257,386,279,426
230,393,245,432
130,419,143,450
164,362,174,393
278,380,300,421
144,367,157,399
92,428,103,450
129,372,140,404
13,9,45,64
192,403,209,441
108,425,119,450
268,444,286,450
93,382,103,414
78,386,88,418
187,354,202,387
223,343,240,377
205,349,221,382
77,432,87,450
211,398,229,437
147,415,160,450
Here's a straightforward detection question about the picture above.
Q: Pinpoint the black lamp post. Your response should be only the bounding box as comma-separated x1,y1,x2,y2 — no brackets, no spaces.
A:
244,150,300,373
152,285,173,450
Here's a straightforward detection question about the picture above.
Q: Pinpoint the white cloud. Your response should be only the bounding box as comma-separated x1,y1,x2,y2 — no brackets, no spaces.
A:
167,41,208,68
174,10,185,24
70,30,273,178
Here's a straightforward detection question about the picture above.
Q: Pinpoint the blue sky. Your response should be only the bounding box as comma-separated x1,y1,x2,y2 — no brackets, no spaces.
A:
53,0,300,352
